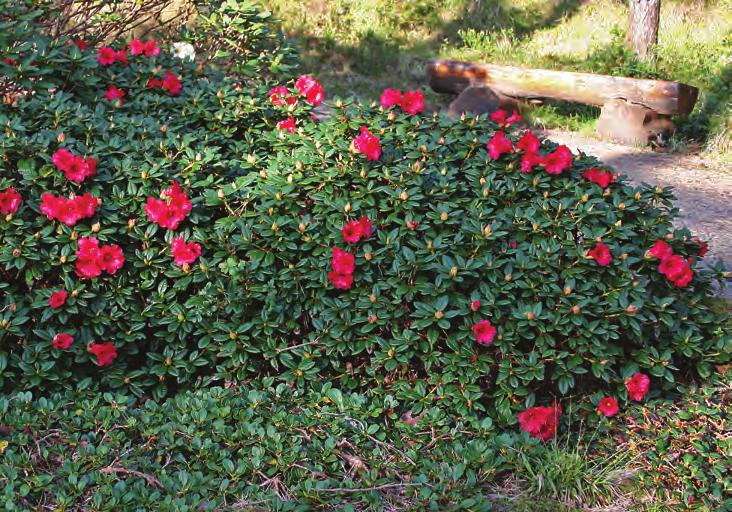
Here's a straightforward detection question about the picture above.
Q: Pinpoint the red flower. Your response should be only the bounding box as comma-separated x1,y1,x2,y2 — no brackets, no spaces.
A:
70,39,88,51
75,237,102,278
0,187,21,214
342,220,363,243
543,145,573,175
277,117,296,134
470,300,481,312
40,193,98,226
380,88,403,108
49,290,68,309
171,237,202,265
269,85,296,106
672,265,693,287
520,152,543,173
597,397,619,417
588,242,612,266
648,239,672,260
518,404,561,441
487,131,513,160
52,333,74,350
581,167,615,188
400,90,424,115
358,216,372,238
331,247,355,275
3,57,18,66
506,110,522,125
89,342,117,367
659,254,688,281
130,39,160,57
354,126,382,161
144,181,191,230
114,47,128,66
162,71,182,95
625,372,650,401
51,148,96,183
490,109,507,124
75,192,100,218
97,46,117,66
694,238,708,257
295,74,325,105
472,319,497,345
104,85,126,104
98,244,125,274
327,271,353,290
516,131,540,154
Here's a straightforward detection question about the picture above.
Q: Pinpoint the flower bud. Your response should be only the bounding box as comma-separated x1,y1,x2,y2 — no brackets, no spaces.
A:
400,191,409,201
368,315,377,324
618,202,625,210
275,192,282,201
634,191,641,200
12,248,20,258
563,286,571,295
9,303,16,312
581,194,589,202
360,169,367,178
440,212,448,221
298,222,306,233
438,137,445,145
287,174,294,184
91,222,100,233
0,319,9,329
483,188,490,197
364,252,373,261
5,214,12,222
344,202,351,213
177,312,185,322
626,305,637,314
526,312,535,320
160,124,168,133
182,263,190,273
71,289,78,297
271,222,278,232
571,305,580,314
470,300,480,312
434,310,444,319
603,188,611,196
532,177,540,186
70,231,78,241
449,266,458,278
217,189,225,199
59,255,67,263
57,132,65,143
370,294,377,303
128,218,136,229
259,170,268,178
336,99,344,108
483,225,492,237
247,154,257,164
140,171,148,179
480,177,487,185
505,273,512,281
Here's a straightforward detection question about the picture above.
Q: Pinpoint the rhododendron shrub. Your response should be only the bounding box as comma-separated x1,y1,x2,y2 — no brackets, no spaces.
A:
1,13,730,426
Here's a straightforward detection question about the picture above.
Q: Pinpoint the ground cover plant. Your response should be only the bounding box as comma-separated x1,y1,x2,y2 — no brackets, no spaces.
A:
1,0,731,509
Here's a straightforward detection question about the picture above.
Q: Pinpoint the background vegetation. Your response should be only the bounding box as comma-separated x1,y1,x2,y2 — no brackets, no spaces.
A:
263,0,732,157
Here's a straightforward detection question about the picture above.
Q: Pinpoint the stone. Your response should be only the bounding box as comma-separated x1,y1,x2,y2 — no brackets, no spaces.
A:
447,86,517,118
596,99,675,145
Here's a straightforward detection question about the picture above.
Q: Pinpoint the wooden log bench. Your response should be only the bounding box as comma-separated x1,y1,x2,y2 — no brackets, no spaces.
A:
426,58,699,145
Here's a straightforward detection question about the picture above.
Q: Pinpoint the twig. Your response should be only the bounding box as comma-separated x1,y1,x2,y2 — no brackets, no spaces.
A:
314,482,423,493
99,465,163,488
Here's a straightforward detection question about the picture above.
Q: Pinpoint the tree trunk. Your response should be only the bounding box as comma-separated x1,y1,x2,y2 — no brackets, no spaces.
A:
627,0,661,60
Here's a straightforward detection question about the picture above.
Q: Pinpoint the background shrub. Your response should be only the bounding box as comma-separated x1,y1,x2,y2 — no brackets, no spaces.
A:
0,0,730,425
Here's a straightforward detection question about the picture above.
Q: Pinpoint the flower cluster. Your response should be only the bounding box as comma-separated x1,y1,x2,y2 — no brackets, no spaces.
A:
328,247,356,290
588,241,613,266
353,126,382,161
52,333,74,350
472,319,497,345
379,88,425,115
103,85,126,104
597,396,620,417
648,239,694,287
518,403,562,440
49,290,67,309
40,192,99,226
582,167,616,188
75,236,125,278
625,372,650,401
342,216,372,243
52,148,97,183
490,108,522,127
171,237,202,266
269,85,297,107
89,342,118,366
0,188,21,215
144,181,192,230
489,124,573,175
294,74,325,106
147,71,182,95
97,46,128,66
277,117,296,134
130,38,160,57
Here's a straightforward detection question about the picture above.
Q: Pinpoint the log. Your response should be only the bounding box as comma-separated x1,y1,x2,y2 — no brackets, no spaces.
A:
426,59,698,116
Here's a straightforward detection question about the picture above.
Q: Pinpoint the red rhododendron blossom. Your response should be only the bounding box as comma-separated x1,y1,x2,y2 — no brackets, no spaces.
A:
89,342,117,367
331,247,355,275
103,85,126,104
97,46,126,66
490,109,507,124
694,238,709,257
506,110,522,125
672,265,694,287
400,90,425,115
51,148,96,183
70,39,88,51
40,193,98,226
269,85,296,106
162,71,182,95
516,131,540,154
130,39,160,57
342,220,363,243
518,404,562,441
472,319,497,345
543,145,573,175
144,181,192,230
648,239,672,260
487,131,513,160
380,88,403,108
470,300,481,312
49,290,68,309
277,117,296,134
171,237,202,265
581,167,615,188
52,333,74,350
520,152,543,174
0,187,21,214
625,372,650,401
75,237,103,278
353,126,382,161
358,216,372,238
327,271,353,290
588,242,612,266
98,244,125,274
295,74,325,105
658,254,688,281
3,57,18,66
597,397,619,418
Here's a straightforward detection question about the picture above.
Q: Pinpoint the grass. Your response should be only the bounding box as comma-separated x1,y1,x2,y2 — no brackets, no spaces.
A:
262,0,732,159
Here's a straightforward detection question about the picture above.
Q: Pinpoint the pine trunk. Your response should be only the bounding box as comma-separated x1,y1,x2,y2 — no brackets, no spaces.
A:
627,0,661,60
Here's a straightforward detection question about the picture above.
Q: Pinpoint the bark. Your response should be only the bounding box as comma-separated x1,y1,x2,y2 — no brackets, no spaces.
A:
627,0,661,60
